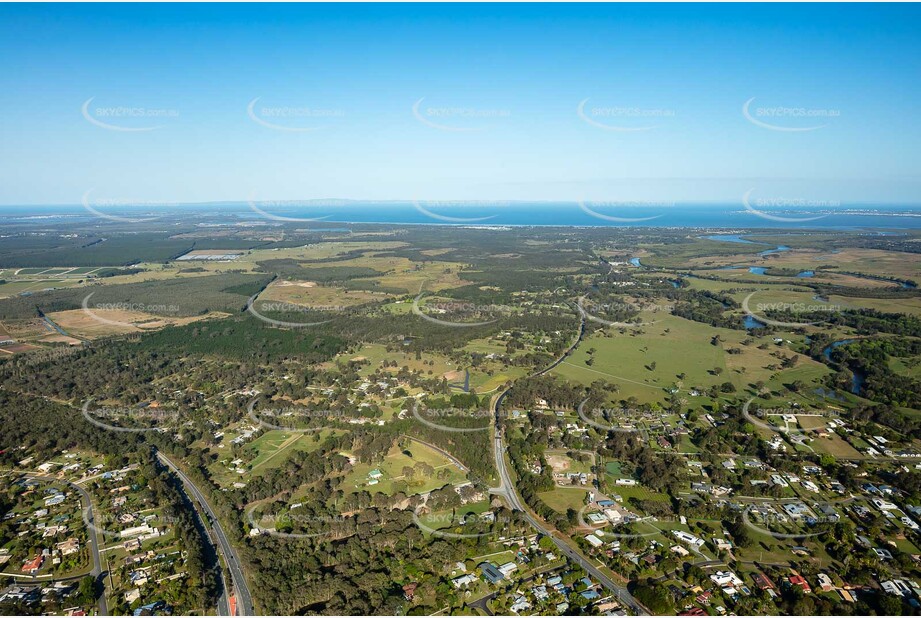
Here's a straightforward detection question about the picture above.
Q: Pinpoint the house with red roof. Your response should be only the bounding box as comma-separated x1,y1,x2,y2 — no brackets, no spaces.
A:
789,574,812,594
21,554,43,574
695,591,713,605
752,571,776,591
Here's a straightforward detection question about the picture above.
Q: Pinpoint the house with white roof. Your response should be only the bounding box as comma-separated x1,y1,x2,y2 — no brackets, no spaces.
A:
672,530,705,548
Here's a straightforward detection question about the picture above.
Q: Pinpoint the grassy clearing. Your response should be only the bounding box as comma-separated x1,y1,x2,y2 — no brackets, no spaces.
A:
538,486,590,513
340,255,468,293
832,295,921,317
331,342,459,379
553,310,832,406
607,483,670,503
551,314,723,402
890,356,921,380
259,279,387,309
206,429,338,487
810,433,863,458
545,450,594,475
326,342,525,394
339,442,467,496
0,278,85,298
418,499,492,531
247,431,322,471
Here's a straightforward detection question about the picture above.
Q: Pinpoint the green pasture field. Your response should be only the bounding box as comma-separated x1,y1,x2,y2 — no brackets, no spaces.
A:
553,314,735,401
554,308,834,406
606,483,670,504
537,486,590,513
417,499,493,532
809,433,863,459
0,278,84,298
246,429,336,472
338,442,467,496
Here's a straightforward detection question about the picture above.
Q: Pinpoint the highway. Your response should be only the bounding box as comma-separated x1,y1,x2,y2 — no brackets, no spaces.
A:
488,309,649,615
25,474,108,615
156,452,254,616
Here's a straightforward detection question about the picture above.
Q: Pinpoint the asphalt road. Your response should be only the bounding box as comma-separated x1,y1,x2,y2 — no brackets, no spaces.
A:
156,452,254,616
491,432,647,615
25,474,108,615
488,310,649,615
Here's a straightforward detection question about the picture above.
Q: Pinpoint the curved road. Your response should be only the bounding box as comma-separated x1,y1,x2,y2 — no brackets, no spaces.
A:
487,310,648,615
24,474,108,615
157,452,254,616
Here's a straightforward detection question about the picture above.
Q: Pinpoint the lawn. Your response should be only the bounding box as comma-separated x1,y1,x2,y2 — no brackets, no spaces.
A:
809,433,863,459
258,279,387,309
246,430,333,472
551,313,725,402
417,499,493,532
538,486,591,513
206,429,338,488
553,310,832,406
0,278,84,298
607,484,671,504
338,441,468,496
325,342,525,395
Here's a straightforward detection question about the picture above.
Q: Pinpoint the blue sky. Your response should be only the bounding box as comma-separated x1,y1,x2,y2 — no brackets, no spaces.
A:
0,3,919,206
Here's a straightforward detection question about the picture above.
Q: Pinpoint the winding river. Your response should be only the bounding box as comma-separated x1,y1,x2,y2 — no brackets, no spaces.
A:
821,339,866,395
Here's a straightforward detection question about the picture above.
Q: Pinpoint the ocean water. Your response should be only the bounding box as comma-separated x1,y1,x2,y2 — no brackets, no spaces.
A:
1,202,920,229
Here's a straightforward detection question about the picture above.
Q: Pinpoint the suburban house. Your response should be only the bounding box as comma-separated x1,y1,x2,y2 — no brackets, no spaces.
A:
672,530,705,548
498,562,518,577
881,579,914,597
479,562,504,585
21,555,43,574
788,574,812,594
751,572,776,591
671,544,690,557
710,571,743,587
56,538,80,556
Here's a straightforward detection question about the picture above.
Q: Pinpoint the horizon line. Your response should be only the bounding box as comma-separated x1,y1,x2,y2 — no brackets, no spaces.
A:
2,199,921,209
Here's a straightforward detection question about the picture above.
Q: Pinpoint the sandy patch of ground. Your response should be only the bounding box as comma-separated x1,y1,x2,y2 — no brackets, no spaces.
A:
48,309,225,339
546,454,572,473
0,342,42,354
37,334,82,345
276,280,317,288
